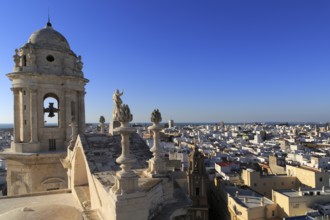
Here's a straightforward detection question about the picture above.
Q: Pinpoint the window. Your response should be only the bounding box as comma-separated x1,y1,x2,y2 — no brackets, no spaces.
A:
272,210,275,216
254,183,257,187
49,139,56,151
46,55,55,62
320,177,323,182
196,188,199,196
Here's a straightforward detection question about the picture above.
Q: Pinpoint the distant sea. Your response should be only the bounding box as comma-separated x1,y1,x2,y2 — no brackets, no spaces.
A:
0,122,326,129
0,124,13,129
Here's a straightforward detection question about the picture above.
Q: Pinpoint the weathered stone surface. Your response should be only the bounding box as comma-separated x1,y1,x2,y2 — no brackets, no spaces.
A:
83,133,152,175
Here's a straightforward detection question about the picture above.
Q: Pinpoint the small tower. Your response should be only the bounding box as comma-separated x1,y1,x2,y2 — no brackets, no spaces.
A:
2,21,88,195
187,145,209,219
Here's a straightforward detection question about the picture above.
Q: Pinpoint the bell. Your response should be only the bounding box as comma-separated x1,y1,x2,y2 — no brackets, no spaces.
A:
48,103,55,118
48,111,55,118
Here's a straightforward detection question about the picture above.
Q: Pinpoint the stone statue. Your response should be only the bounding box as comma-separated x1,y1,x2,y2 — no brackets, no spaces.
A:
112,89,124,121
117,104,133,124
76,55,83,71
151,109,162,125
13,49,20,67
27,44,36,65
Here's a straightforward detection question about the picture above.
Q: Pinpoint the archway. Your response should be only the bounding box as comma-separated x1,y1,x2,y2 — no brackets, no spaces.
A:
43,93,59,127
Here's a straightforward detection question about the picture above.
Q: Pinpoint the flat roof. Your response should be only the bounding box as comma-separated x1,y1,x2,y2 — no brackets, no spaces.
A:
275,188,330,197
222,183,274,208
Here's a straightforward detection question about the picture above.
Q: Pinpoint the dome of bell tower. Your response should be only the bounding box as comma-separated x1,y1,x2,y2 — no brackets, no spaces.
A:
12,21,84,77
28,22,71,52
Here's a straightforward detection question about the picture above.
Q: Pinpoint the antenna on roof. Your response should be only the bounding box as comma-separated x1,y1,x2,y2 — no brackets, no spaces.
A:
46,7,52,27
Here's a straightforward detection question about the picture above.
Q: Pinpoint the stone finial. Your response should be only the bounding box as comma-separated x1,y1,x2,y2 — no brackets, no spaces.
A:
117,104,133,124
99,115,105,124
112,106,138,194
99,115,105,134
151,109,162,125
145,109,166,177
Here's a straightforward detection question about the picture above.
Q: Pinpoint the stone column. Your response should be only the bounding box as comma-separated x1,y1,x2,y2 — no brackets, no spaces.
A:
78,91,86,134
111,104,138,195
12,88,20,143
29,88,38,143
20,88,26,142
146,109,166,177
65,90,72,142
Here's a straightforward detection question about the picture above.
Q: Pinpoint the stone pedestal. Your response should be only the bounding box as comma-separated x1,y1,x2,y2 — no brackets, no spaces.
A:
145,124,167,177
99,122,105,134
111,125,138,194
109,120,121,135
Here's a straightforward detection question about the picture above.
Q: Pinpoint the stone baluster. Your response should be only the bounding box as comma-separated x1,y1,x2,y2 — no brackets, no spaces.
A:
146,109,166,177
99,116,105,134
111,104,138,194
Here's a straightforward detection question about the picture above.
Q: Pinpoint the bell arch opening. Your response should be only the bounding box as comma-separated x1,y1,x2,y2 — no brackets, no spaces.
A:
43,93,59,127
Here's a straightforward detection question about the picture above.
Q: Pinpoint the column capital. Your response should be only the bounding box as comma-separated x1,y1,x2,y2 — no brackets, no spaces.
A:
10,87,22,93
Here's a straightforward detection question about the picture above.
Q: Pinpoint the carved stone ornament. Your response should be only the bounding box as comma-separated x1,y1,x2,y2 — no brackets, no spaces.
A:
151,109,162,125
117,104,133,124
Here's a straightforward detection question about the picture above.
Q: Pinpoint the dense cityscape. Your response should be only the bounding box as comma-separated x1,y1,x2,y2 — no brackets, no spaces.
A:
1,1,329,220
1,121,330,219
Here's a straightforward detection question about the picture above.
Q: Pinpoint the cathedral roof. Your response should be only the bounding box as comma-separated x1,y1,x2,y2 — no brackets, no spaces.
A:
82,133,152,174
28,22,70,52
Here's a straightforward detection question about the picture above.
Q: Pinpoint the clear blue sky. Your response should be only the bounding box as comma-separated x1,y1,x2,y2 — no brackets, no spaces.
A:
1,0,330,123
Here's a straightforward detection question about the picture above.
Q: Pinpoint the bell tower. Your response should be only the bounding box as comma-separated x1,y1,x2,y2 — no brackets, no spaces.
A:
187,145,209,219
2,21,88,196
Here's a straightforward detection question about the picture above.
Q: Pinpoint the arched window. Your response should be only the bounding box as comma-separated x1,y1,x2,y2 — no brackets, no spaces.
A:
43,93,59,127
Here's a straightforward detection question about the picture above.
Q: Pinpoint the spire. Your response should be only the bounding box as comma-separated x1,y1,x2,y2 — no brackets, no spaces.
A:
46,8,52,28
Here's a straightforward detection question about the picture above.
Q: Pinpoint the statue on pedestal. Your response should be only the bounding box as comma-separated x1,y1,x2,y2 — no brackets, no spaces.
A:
112,89,124,121
109,89,124,135
76,55,83,71
13,49,20,67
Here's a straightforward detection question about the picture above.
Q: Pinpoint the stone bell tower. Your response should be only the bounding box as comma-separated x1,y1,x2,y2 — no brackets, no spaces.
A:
2,21,88,196
187,145,209,219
